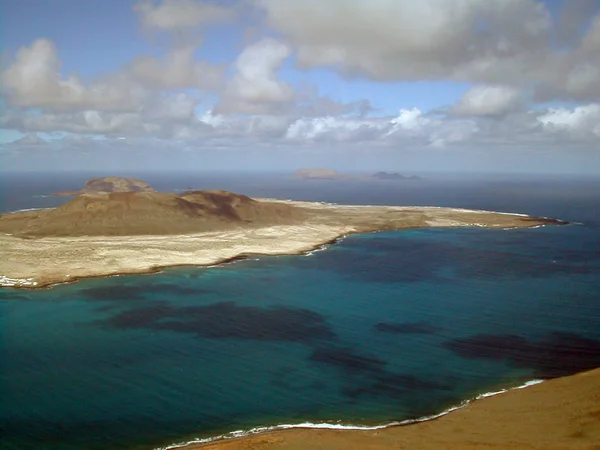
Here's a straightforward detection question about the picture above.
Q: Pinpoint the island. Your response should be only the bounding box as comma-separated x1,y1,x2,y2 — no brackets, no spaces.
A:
51,176,155,196
0,178,566,288
293,169,421,181
292,168,347,179
180,368,600,450
372,171,421,180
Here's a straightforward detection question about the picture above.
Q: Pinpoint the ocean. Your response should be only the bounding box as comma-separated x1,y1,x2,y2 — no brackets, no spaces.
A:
1,172,599,450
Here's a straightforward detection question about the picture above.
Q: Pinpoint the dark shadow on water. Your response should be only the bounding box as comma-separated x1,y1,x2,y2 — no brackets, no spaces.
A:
0,292,29,301
375,321,443,335
97,301,336,343
309,346,450,401
80,283,209,302
344,373,451,400
444,332,600,378
310,346,386,374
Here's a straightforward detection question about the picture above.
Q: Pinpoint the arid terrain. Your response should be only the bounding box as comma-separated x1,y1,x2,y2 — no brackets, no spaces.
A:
0,181,565,288
183,368,600,450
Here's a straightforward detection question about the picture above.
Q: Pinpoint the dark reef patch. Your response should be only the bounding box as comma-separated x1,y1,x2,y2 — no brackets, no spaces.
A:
80,285,146,301
375,321,442,335
80,283,208,302
0,292,29,301
309,345,450,401
98,301,335,343
444,332,600,378
344,373,451,399
309,346,386,374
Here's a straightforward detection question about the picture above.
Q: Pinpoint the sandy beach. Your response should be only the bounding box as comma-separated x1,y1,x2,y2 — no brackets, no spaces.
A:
0,199,564,288
175,368,600,450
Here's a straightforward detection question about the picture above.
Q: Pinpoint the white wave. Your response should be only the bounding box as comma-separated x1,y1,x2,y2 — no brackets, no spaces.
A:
13,207,52,213
304,238,344,256
304,246,328,256
475,379,543,400
157,378,546,450
491,211,530,217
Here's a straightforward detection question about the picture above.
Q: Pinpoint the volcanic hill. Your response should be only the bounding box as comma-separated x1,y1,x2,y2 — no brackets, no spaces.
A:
0,190,306,237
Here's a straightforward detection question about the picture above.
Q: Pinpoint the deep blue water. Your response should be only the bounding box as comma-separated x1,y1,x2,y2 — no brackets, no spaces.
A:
1,172,600,450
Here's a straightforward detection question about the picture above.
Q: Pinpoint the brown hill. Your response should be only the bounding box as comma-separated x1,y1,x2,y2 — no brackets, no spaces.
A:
52,176,155,196
0,190,307,237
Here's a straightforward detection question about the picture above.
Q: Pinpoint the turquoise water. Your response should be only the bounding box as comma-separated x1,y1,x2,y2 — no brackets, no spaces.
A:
1,173,600,449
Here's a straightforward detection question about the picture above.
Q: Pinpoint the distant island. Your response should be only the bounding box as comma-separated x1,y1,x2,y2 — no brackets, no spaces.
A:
293,168,421,181
293,168,347,179
51,176,155,196
372,171,421,180
0,176,566,288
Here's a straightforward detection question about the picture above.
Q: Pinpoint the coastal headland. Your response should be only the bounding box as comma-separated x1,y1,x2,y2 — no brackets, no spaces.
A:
178,368,600,450
0,178,566,288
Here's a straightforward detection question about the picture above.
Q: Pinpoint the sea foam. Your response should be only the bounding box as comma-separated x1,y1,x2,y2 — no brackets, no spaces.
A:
157,378,545,450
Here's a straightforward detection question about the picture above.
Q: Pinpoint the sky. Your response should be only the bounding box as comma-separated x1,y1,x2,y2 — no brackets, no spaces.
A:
1,0,600,174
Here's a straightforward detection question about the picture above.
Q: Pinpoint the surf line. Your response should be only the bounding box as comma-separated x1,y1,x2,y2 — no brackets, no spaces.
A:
157,378,545,450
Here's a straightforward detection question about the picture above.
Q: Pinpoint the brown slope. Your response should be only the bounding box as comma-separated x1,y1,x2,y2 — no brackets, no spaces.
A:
0,190,307,237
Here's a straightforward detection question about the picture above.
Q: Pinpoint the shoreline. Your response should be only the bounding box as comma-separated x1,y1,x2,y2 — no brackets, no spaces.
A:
0,200,568,289
0,232,348,289
161,368,600,450
158,378,545,450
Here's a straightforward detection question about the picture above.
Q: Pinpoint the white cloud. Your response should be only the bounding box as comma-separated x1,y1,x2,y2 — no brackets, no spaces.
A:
129,46,224,90
453,85,522,117
198,109,225,127
134,0,235,32
1,39,145,112
3,102,599,152
388,108,429,131
141,92,200,122
2,1,598,160
285,116,385,141
283,108,478,148
1,109,143,136
538,104,600,139
258,0,552,82
257,0,600,102
216,38,294,114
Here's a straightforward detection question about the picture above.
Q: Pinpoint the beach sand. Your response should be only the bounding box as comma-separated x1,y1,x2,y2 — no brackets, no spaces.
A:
0,200,564,288
178,368,600,450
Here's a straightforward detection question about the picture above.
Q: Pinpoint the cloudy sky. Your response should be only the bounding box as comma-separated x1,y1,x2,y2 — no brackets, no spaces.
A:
1,0,600,173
